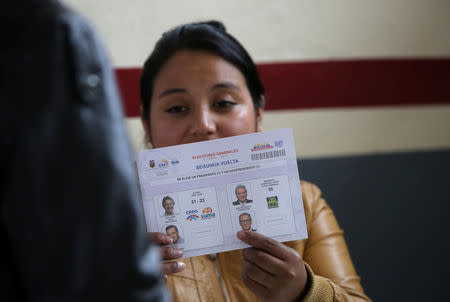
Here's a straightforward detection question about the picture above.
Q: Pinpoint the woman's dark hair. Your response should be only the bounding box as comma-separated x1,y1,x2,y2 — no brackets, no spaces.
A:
140,20,264,124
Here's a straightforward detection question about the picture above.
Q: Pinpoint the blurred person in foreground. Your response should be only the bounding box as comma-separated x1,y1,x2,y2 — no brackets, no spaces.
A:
1,0,167,300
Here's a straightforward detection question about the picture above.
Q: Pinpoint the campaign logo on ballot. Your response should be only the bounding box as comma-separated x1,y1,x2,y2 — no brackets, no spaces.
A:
136,128,308,258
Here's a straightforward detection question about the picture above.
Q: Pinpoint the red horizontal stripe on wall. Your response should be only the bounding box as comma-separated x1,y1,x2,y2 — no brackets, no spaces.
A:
115,68,142,118
116,59,450,117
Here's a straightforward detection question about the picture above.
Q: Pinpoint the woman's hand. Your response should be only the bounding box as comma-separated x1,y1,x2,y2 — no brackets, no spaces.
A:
237,231,308,302
148,232,185,280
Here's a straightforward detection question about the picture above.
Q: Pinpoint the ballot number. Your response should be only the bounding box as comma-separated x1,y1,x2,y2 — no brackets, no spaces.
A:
191,198,205,204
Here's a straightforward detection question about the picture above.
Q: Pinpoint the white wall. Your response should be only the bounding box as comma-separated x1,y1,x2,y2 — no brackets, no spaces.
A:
65,0,450,66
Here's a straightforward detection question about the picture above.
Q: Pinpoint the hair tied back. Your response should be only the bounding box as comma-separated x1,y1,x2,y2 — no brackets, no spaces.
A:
193,20,227,32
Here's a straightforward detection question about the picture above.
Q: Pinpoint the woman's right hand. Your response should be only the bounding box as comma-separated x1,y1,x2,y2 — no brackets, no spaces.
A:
148,232,185,279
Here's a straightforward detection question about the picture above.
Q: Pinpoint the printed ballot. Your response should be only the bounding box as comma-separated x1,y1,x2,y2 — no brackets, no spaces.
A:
136,128,308,258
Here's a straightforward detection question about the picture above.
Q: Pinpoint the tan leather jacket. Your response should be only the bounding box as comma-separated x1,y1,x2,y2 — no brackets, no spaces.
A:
166,181,371,301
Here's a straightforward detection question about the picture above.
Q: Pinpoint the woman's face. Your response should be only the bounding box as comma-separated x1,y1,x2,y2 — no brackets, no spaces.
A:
144,50,262,148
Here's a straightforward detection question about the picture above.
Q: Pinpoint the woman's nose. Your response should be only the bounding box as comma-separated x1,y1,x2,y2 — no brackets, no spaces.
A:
190,107,216,137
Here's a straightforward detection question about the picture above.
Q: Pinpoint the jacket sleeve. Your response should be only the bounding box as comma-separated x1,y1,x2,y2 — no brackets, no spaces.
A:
1,2,167,301
297,182,371,301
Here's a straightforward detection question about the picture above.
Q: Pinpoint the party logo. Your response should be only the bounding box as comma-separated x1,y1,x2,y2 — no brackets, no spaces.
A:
201,207,216,219
158,159,170,168
266,196,279,209
186,209,199,221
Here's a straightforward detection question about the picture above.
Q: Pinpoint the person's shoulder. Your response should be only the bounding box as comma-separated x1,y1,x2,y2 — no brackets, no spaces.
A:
300,181,335,229
232,200,239,205
300,181,323,205
247,199,253,203
300,181,327,219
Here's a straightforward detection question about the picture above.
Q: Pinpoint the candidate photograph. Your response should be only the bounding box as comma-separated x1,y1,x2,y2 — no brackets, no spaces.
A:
165,225,184,244
238,212,256,232
161,196,176,216
232,184,253,206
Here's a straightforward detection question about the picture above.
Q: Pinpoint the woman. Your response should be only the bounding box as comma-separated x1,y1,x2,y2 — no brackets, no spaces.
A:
140,21,370,302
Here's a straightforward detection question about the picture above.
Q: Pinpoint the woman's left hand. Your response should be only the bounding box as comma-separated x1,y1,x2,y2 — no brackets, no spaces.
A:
237,230,308,302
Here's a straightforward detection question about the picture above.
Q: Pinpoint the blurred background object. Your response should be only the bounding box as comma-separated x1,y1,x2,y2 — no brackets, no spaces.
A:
1,0,167,300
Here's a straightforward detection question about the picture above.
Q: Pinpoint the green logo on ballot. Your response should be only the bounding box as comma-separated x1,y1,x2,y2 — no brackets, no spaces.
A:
266,196,279,208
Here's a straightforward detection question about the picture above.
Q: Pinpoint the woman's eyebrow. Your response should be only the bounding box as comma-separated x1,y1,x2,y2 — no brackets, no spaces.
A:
158,88,187,99
212,82,240,91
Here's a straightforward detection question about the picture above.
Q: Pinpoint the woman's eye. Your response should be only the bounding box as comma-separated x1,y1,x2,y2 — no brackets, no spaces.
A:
166,105,188,113
215,100,236,109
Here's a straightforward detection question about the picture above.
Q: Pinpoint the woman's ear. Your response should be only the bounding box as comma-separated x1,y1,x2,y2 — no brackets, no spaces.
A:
255,95,265,132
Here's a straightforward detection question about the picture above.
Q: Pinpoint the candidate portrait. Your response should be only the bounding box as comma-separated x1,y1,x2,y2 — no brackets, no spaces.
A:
232,184,253,206
162,196,175,216
239,212,256,232
165,225,184,244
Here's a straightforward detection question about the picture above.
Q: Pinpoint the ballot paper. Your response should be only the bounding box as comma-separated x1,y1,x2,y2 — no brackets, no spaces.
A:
136,128,308,258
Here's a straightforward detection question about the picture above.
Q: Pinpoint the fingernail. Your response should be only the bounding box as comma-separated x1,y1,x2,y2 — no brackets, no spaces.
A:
164,235,172,243
237,231,246,240
175,249,183,257
177,261,185,270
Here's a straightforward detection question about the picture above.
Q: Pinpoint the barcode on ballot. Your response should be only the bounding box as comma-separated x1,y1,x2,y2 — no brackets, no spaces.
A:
251,149,286,161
